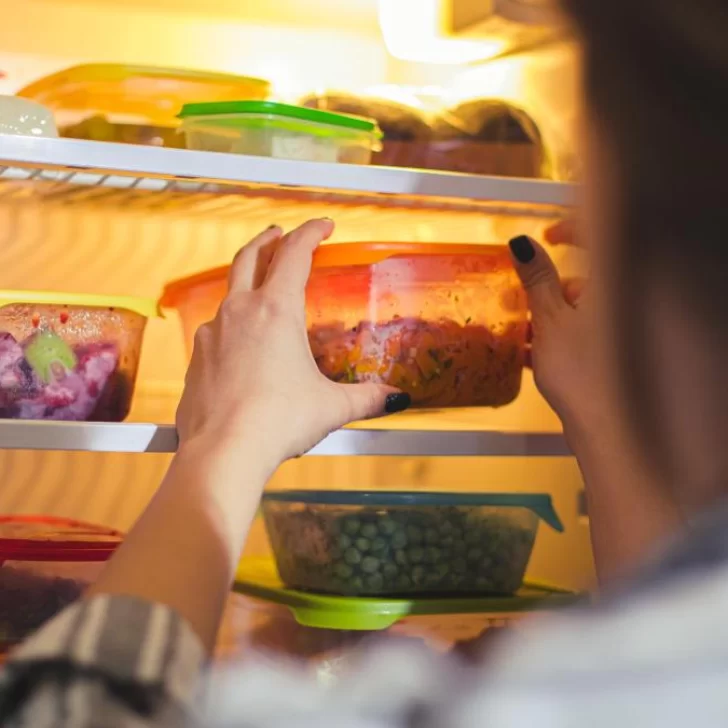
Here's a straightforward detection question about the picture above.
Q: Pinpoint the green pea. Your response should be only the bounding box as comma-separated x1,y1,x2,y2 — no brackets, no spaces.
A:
452,540,467,556
467,547,484,563
365,573,385,591
408,547,425,564
349,576,365,592
433,563,450,580
361,523,379,539
333,563,353,579
406,525,424,544
453,558,468,574
424,546,442,564
424,528,439,545
396,574,412,590
440,536,454,549
475,576,493,591
370,537,387,553
361,556,381,574
391,531,408,549
383,562,398,579
424,573,441,587
464,529,481,545
395,549,409,566
440,520,454,535
355,537,371,552
338,534,353,550
378,518,397,536
343,518,362,535
344,548,362,565
411,566,426,584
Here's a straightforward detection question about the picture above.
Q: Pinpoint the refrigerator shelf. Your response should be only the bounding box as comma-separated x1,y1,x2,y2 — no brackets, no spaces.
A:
0,136,574,216
0,421,570,456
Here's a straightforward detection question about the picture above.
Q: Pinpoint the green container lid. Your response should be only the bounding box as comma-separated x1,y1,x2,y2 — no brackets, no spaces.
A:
262,491,564,533
178,100,382,137
234,558,579,631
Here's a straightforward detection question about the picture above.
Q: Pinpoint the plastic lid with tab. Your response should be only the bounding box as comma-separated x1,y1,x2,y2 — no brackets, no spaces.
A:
235,558,578,631
263,490,564,532
178,100,382,138
0,515,123,563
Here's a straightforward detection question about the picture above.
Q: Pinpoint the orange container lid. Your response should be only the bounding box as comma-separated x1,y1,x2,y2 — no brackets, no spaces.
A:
311,242,509,268
0,515,123,562
160,243,510,307
160,266,229,308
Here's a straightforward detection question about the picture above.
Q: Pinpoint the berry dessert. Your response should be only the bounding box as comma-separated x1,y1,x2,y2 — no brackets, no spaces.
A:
264,500,539,597
309,316,525,409
0,329,126,421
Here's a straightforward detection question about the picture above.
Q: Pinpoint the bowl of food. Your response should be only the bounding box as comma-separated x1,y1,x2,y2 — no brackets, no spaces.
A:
262,491,563,598
0,516,123,650
0,291,157,421
306,243,528,409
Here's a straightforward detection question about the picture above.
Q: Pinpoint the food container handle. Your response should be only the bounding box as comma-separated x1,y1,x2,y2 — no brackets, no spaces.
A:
529,500,564,532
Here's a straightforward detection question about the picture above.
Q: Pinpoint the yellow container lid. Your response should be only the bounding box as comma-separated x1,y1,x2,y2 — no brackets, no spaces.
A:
0,290,160,319
18,64,271,127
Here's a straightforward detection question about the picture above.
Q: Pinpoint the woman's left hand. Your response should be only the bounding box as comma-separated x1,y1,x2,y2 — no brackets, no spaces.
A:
176,219,409,474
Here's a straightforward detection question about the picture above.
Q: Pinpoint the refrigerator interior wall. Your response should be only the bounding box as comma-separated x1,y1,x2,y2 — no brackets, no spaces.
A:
0,0,591,590
0,193,593,591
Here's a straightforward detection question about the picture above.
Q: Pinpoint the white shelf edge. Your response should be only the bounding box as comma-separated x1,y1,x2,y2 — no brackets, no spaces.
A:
0,421,571,456
0,135,576,208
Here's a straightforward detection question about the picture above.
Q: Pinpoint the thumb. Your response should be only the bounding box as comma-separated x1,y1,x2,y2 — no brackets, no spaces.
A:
508,235,566,323
339,383,411,423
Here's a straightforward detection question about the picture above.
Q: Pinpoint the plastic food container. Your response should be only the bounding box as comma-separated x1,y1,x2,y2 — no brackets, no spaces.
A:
300,91,432,168
307,243,528,408
0,291,158,421
0,96,58,138
18,64,270,146
428,100,550,178
0,516,122,649
262,491,563,598
178,101,382,163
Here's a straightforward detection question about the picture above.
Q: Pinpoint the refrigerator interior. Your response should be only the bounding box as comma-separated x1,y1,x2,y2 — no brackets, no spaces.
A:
0,0,593,592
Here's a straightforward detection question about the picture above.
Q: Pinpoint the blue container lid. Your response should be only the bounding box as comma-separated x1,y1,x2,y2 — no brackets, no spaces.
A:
262,490,564,532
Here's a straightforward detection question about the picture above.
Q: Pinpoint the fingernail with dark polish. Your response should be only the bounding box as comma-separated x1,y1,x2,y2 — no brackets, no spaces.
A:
267,224,279,229
385,392,411,413
509,235,536,264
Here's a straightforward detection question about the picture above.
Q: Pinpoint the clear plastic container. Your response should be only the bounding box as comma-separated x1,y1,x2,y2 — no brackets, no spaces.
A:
161,243,527,409
0,516,123,649
17,64,270,146
0,96,58,138
299,91,432,168
0,291,158,421
262,491,563,598
307,243,528,409
178,101,382,163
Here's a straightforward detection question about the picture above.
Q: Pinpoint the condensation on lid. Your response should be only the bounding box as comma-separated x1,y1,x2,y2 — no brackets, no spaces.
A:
0,290,160,319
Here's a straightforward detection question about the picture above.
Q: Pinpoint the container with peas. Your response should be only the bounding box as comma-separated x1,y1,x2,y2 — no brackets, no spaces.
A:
262,491,563,597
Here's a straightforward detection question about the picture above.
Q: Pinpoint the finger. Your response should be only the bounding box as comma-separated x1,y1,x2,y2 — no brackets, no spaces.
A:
562,276,587,307
509,235,566,323
228,225,283,293
544,219,583,248
339,383,411,423
264,218,334,295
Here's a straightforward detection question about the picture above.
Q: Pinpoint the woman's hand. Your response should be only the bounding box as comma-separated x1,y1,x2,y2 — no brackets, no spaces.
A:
509,222,599,434
509,224,683,586
176,219,409,474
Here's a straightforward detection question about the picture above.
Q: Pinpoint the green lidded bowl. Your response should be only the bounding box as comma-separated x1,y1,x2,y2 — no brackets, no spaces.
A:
262,490,563,599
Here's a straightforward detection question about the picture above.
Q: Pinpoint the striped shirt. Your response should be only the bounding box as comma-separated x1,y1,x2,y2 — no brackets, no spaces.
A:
4,506,728,728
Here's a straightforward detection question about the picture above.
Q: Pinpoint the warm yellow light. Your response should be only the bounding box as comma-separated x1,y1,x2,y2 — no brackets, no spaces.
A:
378,0,504,64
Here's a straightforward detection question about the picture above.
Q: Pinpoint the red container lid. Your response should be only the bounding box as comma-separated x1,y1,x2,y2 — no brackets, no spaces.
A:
0,516,123,562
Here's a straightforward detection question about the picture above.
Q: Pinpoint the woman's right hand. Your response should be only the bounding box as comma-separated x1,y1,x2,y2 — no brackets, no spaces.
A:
507,222,604,434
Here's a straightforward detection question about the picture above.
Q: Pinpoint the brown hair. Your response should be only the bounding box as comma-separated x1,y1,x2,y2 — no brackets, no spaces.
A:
561,0,728,468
